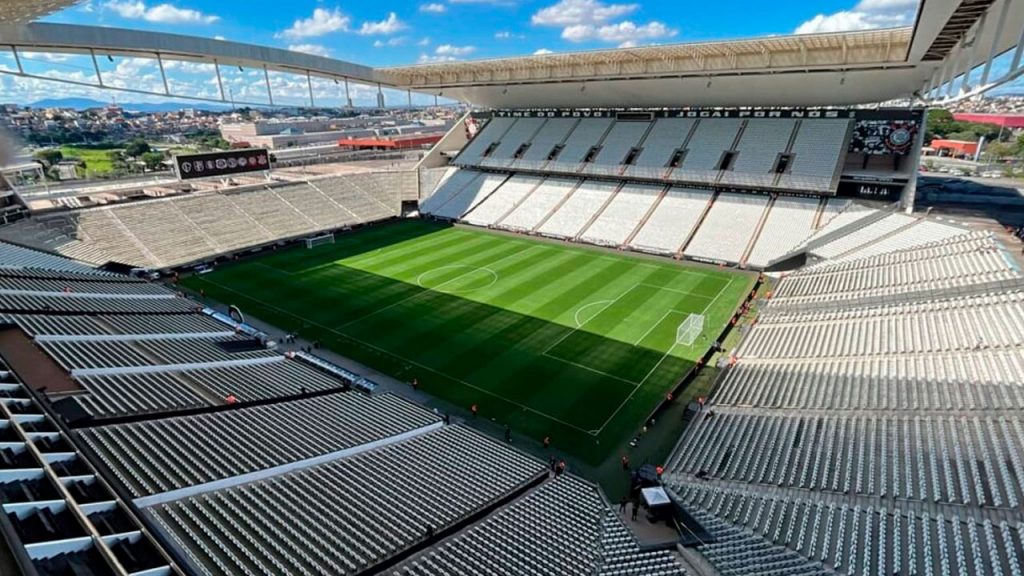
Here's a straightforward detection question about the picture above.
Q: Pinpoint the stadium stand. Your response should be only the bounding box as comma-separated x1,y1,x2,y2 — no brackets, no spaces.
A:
456,117,514,165
664,227,1024,576
0,239,694,576
537,179,619,239
580,183,663,247
676,118,743,183
683,192,769,263
516,118,579,164
554,117,615,166
499,177,580,232
629,187,713,255
391,476,686,575
587,120,651,171
745,196,821,268
487,117,545,166
779,118,852,191
149,425,546,575
79,392,442,498
431,172,509,220
462,174,543,227
719,119,796,187
0,355,176,575
0,171,403,269
626,118,696,176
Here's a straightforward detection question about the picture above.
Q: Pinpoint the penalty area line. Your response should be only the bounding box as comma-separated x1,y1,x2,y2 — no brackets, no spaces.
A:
192,276,597,436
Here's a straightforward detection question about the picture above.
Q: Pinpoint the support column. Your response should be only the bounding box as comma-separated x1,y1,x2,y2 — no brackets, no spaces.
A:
900,110,928,214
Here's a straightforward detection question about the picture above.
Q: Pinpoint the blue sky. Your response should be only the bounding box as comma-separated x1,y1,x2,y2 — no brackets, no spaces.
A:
45,0,921,66
0,0,930,105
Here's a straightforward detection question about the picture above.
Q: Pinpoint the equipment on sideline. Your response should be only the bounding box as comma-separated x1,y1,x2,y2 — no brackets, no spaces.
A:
305,233,335,249
676,313,705,346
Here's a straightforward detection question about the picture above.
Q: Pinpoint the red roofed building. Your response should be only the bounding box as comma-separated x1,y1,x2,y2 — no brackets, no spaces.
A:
929,139,979,158
338,133,443,150
952,113,1024,129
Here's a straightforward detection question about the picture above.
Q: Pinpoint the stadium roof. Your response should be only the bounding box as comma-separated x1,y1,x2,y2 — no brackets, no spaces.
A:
0,0,79,23
1,0,1023,108
373,0,1024,107
383,28,913,84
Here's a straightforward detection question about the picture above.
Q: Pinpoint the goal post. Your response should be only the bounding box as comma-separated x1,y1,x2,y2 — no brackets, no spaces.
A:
305,233,335,249
676,313,705,346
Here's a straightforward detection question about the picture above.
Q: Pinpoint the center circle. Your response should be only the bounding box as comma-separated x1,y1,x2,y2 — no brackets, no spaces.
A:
417,265,498,294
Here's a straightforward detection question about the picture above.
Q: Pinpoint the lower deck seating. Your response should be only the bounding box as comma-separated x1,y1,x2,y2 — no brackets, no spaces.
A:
684,193,768,263
629,187,712,254
149,425,545,576
745,196,820,267
463,175,543,227
580,183,663,246
392,476,686,576
80,392,441,497
499,178,579,232
0,172,402,269
537,180,619,239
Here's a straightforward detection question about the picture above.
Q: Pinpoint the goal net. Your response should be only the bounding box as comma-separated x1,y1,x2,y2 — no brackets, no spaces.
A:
305,233,335,249
676,314,705,346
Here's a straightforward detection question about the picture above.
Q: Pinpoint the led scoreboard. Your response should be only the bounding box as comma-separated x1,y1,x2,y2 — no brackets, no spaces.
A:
174,148,270,181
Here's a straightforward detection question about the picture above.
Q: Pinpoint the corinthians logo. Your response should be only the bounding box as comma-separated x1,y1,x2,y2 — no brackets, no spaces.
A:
885,122,915,153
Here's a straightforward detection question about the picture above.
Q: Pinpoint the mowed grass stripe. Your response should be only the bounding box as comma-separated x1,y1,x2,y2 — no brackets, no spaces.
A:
184,220,755,463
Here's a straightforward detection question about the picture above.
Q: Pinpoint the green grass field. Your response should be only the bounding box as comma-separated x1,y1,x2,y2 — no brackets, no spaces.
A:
59,146,122,175
184,220,755,463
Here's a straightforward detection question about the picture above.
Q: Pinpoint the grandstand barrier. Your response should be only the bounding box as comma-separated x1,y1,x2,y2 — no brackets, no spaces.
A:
294,350,378,391
34,331,235,343
473,157,842,195
132,419,444,508
69,355,285,378
202,307,269,341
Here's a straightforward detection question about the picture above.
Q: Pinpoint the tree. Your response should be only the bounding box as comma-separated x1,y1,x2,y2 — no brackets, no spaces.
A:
984,141,1017,160
141,151,165,171
124,139,151,158
945,131,982,143
33,149,63,167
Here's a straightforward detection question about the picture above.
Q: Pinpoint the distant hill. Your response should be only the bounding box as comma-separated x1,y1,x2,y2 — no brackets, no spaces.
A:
29,98,230,112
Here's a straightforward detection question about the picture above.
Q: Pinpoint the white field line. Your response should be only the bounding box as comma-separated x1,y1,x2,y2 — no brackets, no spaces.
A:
595,275,736,434
632,309,688,347
336,244,542,330
541,283,640,356
194,276,595,434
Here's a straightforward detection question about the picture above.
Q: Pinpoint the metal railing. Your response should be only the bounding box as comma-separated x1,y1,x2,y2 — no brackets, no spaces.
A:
462,156,839,194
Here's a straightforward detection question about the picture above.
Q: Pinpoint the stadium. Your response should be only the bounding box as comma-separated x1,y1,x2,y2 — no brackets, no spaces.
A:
0,0,1024,575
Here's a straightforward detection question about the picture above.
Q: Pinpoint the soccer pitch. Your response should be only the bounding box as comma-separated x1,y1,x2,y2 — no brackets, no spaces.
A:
184,220,755,463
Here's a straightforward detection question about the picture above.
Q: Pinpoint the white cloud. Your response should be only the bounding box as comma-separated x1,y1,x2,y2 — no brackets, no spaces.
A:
419,3,446,13
795,0,918,34
276,8,351,40
435,44,476,57
213,35,226,41
419,54,457,63
104,1,219,24
495,31,525,40
418,44,477,63
373,37,407,48
562,20,676,43
417,37,431,47
449,0,517,5
531,0,637,27
22,52,71,63
287,43,332,57
533,48,554,55
358,12,407,35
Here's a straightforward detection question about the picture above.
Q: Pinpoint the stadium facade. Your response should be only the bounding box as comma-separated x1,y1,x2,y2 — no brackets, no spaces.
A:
1,1,1024,576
